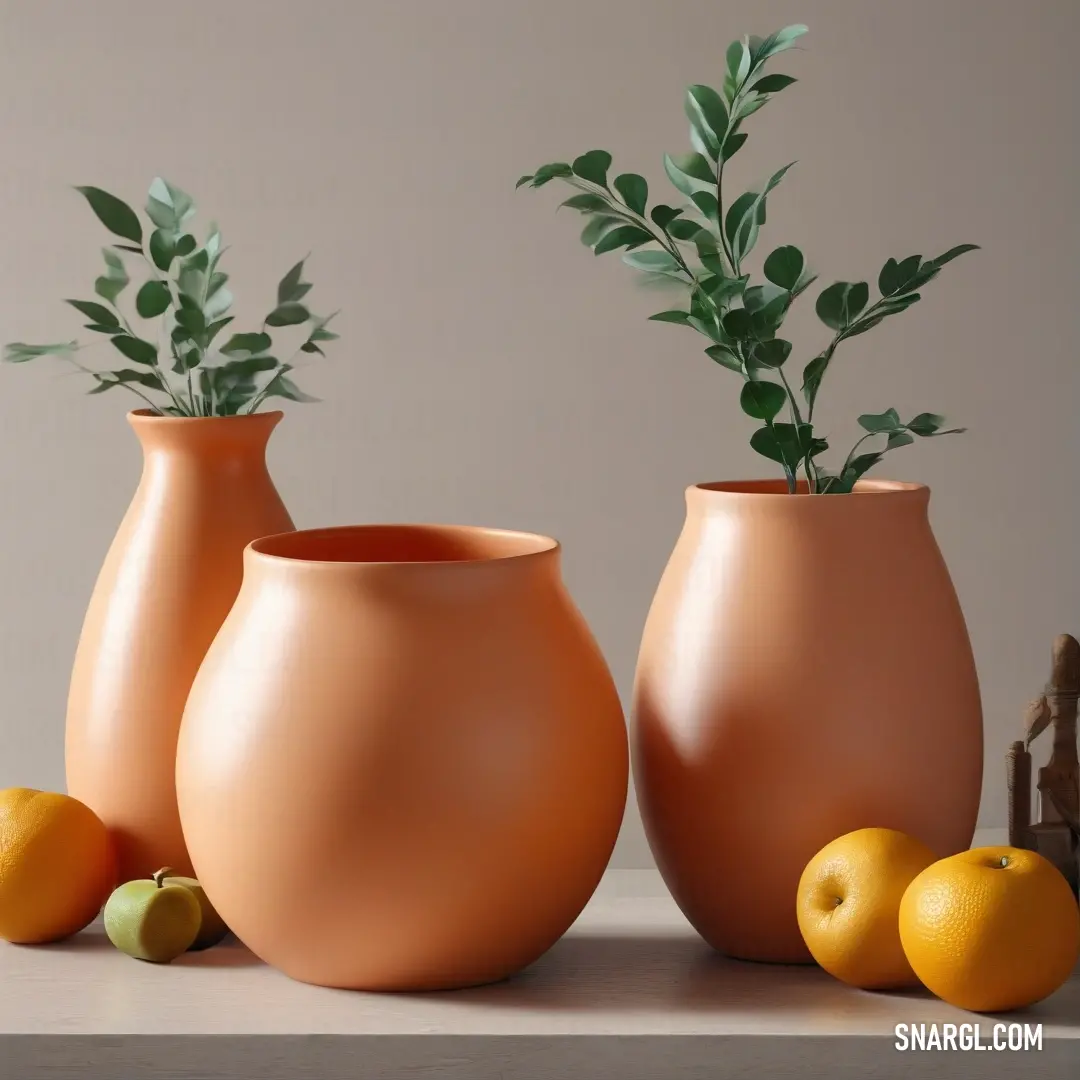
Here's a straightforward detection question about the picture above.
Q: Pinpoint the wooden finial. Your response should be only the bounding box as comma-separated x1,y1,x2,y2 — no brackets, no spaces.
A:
1049,634,1080,697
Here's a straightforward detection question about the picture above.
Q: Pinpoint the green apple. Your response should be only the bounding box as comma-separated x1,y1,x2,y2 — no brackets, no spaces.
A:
159,872,229,950
104,867,201,962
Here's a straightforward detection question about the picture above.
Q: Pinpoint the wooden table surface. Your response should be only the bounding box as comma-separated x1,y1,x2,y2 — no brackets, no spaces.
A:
2,860,1077,1079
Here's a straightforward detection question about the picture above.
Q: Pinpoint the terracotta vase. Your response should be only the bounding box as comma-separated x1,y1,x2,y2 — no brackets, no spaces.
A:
175,524,629,990
66,409,294,881
633,480,983,963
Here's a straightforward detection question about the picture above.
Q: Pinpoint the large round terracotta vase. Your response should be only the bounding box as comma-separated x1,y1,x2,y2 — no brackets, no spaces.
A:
66,410,294,881
632,480,983,963
175,524,629,990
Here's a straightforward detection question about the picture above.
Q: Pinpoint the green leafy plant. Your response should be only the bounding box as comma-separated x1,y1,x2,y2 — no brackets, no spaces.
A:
3,179,338,416
517,25,978,493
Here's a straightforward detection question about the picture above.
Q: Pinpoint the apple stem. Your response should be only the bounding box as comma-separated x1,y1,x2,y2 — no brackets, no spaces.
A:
152,867,174,889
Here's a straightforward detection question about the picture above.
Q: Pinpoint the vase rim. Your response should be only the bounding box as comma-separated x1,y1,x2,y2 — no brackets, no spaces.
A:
689,478,929,500
247,523,560,570
128,408,284,425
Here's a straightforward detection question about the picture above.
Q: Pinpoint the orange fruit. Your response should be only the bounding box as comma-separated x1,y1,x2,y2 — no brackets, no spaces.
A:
796,827,938,989
899,846,1079,1012
0,787,116,943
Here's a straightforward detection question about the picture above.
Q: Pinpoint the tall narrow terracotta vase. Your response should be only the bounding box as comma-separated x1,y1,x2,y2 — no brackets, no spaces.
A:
633,480,983,963
66,410,294,881
176,524,629,991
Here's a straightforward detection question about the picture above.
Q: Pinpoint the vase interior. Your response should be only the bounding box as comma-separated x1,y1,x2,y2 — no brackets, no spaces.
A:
250,524,557,565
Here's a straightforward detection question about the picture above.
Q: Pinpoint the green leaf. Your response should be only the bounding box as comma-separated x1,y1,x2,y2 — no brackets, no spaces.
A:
215,355,280,381
149,229,175,271
175,234,197,257
742,283,787,312
94,248,129,304
858,408,903,433
726,40,750,88
534,162,573,185
515,174,534,189
907,412,944,436
613,173,648,215
146,178,195,232
690,191,719,223
571,150,612,188
529,162,573,188
264,303,310,327
756,24,809,61
931,243,980,268
722,308,753,339
763,245,805,290
135,280,171,318
650,205,683,229
592,225,651,255
75,186,143,243
751,338,792,368
83,322,124,335
720,132,748,162
801,354,827,408
816,281,869,330
622,249,678,273
300,341,324,355
206,271,229,299
185,249,210,274
705,344,741,371
205,316,235,344
878,254,921,296
66,299,119,327
111,335,158,365
277,259,308,305
175,306,206,334
262,364,319,404
560,193,611,213
666,218,706,241
740,380,786,421
886,431,915,450
88,368,162,395
751,73,797,94
757,292,789,332
649,310,692,325
702,274,748,304
845,452,884,486
724,192,757,249
3,340,78,364
663,153,716,197
220,332,273,356
685,84,728,159
580,214,621,247
750,423,804,469
204,286,233,321
734,95,769,121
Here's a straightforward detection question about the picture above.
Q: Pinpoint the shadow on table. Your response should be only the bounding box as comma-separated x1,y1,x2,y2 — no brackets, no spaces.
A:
12,924,262,968
407,931,918,1017
416,932,1078,1027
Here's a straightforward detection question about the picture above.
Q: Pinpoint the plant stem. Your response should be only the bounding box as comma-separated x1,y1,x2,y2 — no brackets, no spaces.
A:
715,157,737,275
776,365,818,492
65,355,162,413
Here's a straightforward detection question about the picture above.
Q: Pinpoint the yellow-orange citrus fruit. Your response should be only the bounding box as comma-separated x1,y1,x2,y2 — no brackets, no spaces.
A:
899,846,1079,1012
797,827,938,989
0,788,116,943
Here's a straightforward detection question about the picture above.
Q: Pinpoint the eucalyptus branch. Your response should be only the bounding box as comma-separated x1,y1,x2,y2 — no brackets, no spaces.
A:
518,23,978,493
3,179,333,416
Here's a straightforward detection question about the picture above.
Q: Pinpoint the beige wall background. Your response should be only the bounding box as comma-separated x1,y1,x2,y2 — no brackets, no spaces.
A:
0,0,1076,867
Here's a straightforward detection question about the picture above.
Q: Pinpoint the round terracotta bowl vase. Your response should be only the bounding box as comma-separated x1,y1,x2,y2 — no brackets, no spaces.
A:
176,524,629,990
632,480,983,964
66,410,293,881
